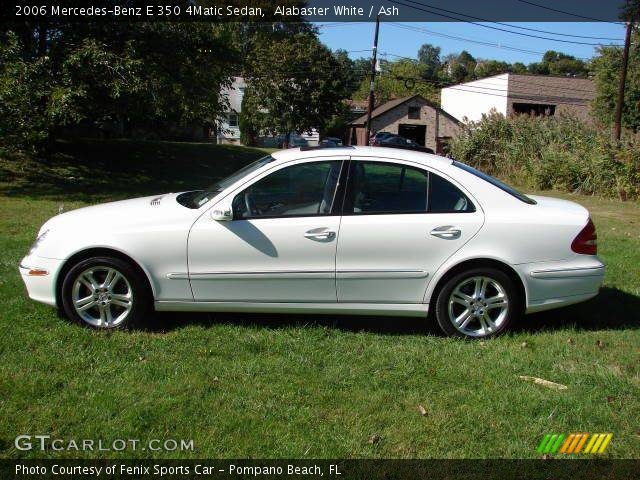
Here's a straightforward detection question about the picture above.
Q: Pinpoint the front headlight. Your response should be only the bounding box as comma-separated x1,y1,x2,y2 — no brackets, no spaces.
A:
28,229,49,255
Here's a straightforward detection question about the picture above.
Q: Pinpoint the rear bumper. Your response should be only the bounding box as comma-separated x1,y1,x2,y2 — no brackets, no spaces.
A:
517,257,605,314
19,255,62,307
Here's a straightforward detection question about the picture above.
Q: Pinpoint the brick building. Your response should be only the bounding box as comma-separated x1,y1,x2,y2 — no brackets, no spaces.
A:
441,73,596,124
347,95,461,154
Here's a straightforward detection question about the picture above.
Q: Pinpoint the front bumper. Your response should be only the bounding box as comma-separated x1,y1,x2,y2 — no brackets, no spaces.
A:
517,257,605,314
19,255,63,307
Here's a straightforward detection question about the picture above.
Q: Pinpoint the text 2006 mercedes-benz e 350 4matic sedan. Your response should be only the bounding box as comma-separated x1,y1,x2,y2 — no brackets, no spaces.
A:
20,146,604,338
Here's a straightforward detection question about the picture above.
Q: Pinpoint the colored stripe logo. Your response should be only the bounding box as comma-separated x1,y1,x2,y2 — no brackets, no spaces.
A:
537,433,612,454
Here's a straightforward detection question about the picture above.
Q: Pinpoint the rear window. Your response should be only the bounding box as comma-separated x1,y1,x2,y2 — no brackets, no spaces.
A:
452,161,536,205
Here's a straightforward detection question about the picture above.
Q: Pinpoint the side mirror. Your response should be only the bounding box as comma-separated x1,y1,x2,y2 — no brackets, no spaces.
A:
210,200,233,221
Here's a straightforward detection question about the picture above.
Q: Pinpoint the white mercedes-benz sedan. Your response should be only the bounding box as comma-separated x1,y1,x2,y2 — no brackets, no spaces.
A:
20,146,604,338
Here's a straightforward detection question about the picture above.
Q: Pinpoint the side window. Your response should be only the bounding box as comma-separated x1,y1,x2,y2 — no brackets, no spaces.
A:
429,173,475,213
344,162,429,214
233,161,342,219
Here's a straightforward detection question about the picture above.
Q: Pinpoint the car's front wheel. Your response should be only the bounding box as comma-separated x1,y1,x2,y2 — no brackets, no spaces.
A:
61,256,150,329
434,268,520,338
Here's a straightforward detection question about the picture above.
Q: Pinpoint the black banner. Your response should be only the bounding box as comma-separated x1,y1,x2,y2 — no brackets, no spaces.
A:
3,459,640,480
1,0,631,23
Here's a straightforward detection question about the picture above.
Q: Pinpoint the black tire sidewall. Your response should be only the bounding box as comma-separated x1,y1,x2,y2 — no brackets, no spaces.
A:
61,256,150,330
435,267,520,338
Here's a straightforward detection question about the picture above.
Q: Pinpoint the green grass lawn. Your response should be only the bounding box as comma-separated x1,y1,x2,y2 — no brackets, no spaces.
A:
0,139,638,459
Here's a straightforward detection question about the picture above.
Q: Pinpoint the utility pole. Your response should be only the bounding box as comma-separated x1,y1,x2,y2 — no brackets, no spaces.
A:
365,15,380,146
614,21,633,142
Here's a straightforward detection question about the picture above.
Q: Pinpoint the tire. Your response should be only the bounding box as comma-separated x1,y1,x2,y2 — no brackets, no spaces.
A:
61,256,151,330
434,267,521,339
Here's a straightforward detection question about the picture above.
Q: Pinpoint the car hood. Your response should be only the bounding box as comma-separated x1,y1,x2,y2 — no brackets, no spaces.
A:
38,193,193,235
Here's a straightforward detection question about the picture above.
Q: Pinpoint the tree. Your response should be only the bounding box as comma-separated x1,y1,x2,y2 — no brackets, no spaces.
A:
620,0,640,21
241,33,354,138
0,18,237,151
512,62,528,74
527,61,550,75
441,51,477,83
332,49,364,97
352,59,439,105
417,43,441,80
541,50,587,77
0,33,53,152
592,29,640,132
458,50,476,66
474,59,510,79
239,90,259,146
526,51,587,77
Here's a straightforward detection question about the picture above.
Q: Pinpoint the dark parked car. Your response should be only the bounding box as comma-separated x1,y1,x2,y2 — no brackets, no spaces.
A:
380,135,421,148
378,135,435,154
319,137,343,147
369,132,397,146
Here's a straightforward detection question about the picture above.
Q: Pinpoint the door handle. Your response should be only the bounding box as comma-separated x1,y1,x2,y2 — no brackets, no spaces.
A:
430,226,461,239
304,228,336,240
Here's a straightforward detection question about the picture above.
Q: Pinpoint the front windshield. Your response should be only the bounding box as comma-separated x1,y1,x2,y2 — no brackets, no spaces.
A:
183,155,275,208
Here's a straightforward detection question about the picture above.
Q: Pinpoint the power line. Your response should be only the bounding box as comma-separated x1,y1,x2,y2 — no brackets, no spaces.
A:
401,0,623,41
494,23,622,42
443,87,591,106
387,23,570,59
315,22,362,29
383,65,597,96
463,77,595,96
375,72,593,106
376,51,597,96
380,71,595,98
388,0,624,46
514,0,625,25
378,25,599,97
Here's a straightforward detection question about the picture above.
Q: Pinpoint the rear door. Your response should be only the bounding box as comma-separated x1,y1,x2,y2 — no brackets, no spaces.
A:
335,158,484,303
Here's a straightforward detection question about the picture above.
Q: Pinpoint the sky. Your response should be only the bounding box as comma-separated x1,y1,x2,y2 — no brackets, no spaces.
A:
316,22,626,64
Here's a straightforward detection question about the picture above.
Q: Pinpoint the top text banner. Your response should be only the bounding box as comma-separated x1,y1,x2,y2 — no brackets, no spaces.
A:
4,0,631,22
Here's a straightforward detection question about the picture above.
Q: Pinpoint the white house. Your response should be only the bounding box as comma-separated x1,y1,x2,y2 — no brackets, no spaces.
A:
441,74,510,123
218,76,320,147
441,73,595,124
217,77,246,144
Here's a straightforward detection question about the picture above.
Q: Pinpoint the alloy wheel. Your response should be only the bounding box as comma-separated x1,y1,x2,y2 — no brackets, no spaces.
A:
447,276,509,337
71,266,133,328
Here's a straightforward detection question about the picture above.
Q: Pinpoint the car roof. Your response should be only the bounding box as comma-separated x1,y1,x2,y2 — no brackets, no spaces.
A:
270,146,453,168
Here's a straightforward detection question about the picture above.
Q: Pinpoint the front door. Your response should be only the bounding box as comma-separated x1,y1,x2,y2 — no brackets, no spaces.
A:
188,158,345,302
336,159,484,303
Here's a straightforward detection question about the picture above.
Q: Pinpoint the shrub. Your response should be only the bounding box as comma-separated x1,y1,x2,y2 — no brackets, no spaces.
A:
449,112,640,200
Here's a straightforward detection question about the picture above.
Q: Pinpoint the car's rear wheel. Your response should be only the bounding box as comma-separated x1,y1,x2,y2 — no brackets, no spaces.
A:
434,268,520,338
61,256,150,329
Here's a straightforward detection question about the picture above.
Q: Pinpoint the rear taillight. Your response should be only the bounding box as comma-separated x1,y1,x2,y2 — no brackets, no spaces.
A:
571,218,597,255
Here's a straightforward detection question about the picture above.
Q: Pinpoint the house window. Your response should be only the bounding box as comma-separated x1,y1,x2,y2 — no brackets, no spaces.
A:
228,113,239,128
513,103,556,117
408,106,421,120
